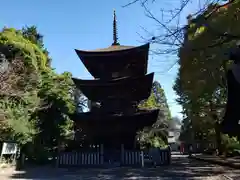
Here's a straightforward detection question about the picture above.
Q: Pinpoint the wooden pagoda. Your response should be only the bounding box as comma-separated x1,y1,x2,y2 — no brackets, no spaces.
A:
72,11,159,149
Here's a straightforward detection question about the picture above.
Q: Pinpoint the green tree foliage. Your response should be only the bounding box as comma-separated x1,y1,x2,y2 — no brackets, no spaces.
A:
174,1,240,152
0,28,45,144
0,27,76,153
137,81,171,148
35,71,75,148
22,26,44,49
221,134,240,154
22,26,51,65
139,81,171,121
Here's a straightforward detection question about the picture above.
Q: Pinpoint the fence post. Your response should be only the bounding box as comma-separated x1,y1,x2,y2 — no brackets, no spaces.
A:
55,153,59,168
100,144,104,164
140,151,144,167
121,144,124,165
168,146,171,165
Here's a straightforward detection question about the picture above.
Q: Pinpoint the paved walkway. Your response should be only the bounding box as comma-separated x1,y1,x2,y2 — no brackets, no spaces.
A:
0,155,239,179
190,154,240,169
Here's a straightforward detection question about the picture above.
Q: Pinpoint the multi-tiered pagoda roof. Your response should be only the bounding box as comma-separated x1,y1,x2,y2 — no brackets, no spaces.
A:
72,10,158,149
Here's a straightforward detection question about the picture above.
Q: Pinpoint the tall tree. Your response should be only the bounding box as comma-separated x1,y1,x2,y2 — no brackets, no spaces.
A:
137,80,171,148
174,1,240,152
140,81,171,122
0,27,80,162
0,28,45,144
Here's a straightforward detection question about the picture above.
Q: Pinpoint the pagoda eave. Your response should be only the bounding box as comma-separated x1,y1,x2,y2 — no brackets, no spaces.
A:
72,109,159,127
73,109,159,148
72,73,154,102
75,43,150,79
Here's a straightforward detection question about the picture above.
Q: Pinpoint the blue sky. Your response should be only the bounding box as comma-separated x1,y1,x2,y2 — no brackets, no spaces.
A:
0,0,198,119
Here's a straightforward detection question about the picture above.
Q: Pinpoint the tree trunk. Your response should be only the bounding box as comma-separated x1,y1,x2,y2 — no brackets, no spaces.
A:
210,100,222,156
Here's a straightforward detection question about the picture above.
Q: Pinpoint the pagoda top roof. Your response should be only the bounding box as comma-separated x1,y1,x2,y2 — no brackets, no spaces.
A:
75,43,149,55
79,45,135,53
75,43,149,79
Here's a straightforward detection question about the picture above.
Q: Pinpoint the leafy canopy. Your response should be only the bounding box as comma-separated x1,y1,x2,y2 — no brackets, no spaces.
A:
174,1,240,146
0,27,76,147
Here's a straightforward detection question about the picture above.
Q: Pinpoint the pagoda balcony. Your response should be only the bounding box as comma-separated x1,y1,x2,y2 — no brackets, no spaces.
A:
75,43,149,79
72,73,154,102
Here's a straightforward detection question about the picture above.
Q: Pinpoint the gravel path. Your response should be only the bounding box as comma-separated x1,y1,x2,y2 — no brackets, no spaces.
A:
0,155,239,179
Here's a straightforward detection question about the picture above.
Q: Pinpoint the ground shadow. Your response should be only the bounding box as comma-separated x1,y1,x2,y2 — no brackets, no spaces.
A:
9,156,240,179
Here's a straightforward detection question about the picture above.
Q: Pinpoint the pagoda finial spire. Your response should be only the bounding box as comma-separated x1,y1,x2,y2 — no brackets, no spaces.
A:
112,9,120,46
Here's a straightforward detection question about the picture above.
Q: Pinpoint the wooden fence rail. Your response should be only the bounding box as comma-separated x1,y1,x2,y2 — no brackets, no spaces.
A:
121,150,144,167
57,145,171,167
147,147,171,165
58,151,103,167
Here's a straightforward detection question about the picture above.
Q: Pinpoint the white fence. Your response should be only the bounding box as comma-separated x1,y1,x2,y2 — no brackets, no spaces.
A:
148,147,171,165
121,150,144,167
57,145,171,167
158,148,171,165
57,151,103,167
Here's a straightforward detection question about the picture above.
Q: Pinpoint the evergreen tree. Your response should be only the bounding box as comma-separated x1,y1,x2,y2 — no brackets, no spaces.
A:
22,26,51,65
139,80,171,125
137,80,171,148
